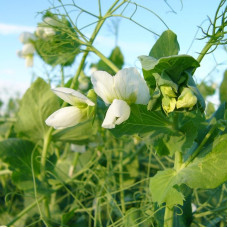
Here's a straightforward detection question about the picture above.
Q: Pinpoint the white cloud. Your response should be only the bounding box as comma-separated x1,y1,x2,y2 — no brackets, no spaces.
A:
0,23,35,35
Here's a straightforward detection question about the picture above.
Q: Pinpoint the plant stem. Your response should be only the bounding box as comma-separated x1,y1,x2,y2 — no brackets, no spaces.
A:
174,151,183,171
164,206,173,227
0,169,12,176
89,46,120,73
119,149,126,214
192,37,214,74
61,66,64,86
41,128,53,178
164,151,183,227
184,124,216,167
69,152,80,177
6,196,45,227
69,1,120,90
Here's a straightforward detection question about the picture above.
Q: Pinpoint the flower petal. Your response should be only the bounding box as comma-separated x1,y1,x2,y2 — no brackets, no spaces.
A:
45,106,84,129
22,43,35,55
102,99,130,129
44,27,56,37
19,32,36,44
25,56,33,67
44,17,61,27
113,67,150,105
91,71,116,104
52,87,95,106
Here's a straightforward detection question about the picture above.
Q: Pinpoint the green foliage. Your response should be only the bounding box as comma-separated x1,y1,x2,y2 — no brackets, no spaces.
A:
34,12,80,67
91,46,124,75
138,55,199,86
149,30,180,59
198,82,216,99
150,134,227,207
219,70,227,102
2,1,227,226
112,104,206,156
14,78,59,143
52,120,98,144
0,139,39,191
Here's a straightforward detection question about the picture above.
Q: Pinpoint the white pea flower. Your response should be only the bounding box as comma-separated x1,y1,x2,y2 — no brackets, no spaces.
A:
44,17,62,27
45,87,95,129
17,43,35,67
25,55,33,67
22,43,35,55
36,17,61,39
19,32,36,44
91,67,150,129
35,26,56,38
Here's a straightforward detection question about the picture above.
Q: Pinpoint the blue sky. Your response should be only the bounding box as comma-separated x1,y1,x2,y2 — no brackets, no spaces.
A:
0,0,226,106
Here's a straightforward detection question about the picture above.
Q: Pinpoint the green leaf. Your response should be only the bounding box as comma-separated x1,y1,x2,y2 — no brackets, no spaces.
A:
173,185,193,227
0,122,13,140
0,138,39,190
154,71,178,92
52,120,98,144
124,208,151,227
149,169,184,207
149,30,180,59
14,77,59,143
185,71,206,111
178,134,227,189
149,134,227,207
138,54,199,85
198,82,216,99
219,70,227,103
112,104,205,156
111,104,172,137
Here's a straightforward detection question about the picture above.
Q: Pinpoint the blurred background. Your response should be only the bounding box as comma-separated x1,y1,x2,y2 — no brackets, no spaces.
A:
0,0,226,114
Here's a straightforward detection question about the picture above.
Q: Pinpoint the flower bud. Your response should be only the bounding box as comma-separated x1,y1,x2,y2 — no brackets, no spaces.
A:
160,85,176,98
176,87,197,109
162,96,176,114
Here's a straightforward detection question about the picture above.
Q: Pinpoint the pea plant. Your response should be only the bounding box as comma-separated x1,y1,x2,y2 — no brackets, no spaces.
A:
0,0,227,227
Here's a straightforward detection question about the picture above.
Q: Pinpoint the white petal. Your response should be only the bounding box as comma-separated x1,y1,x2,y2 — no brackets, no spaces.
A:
113,67,150,105
52,87,95,106
44,27,56,37
102,99,130,129
22,43,35,55
19,32,36,44
35,26,45,38
45,106,84,129
25,56,33,67
44,17,61,27
91,71,116,104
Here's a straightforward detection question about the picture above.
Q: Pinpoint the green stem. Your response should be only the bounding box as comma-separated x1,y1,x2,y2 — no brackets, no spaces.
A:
0,169,12,176
164,151,182,227
69,0,121,90
90,46,120,73
41,128,53,178
6,197,45,227
61,66,64,86
192,37,214,75
164,206,173,227
174,151,183,171
69,152,80,177
184,124,216,167
119,149,126,214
